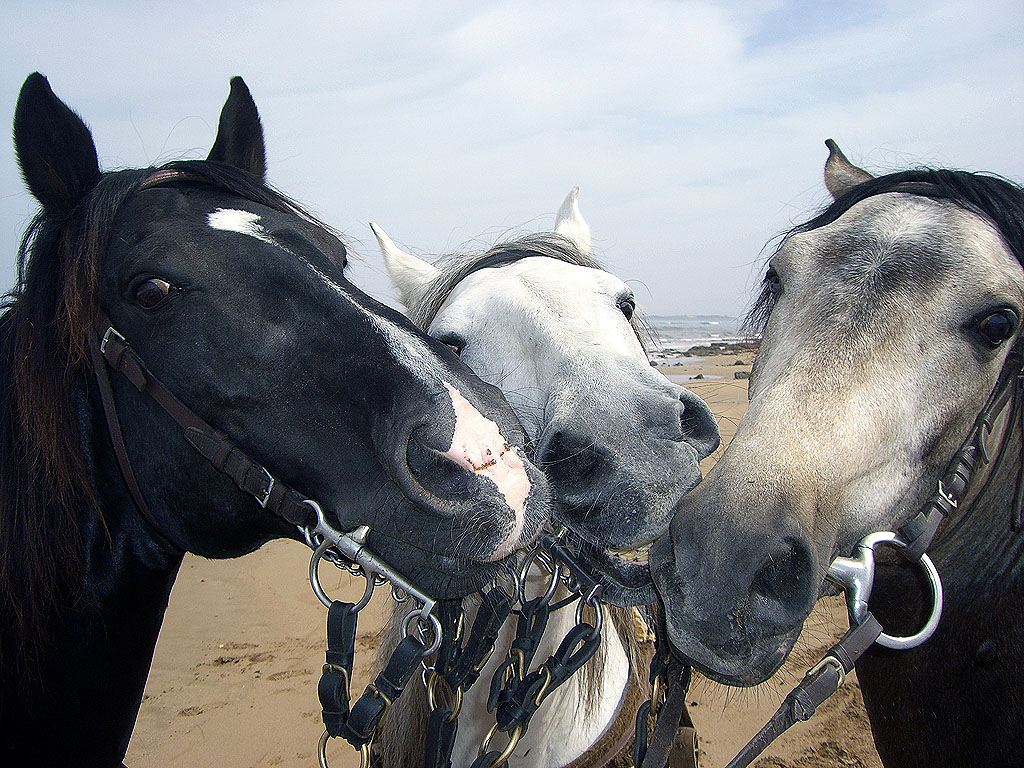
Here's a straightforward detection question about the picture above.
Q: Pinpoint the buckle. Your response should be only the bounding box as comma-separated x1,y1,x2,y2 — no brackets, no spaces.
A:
100,326,126,356
256,468,275,508
937,479,959,509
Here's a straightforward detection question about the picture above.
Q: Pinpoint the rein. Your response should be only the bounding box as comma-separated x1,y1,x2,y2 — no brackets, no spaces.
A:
718,337,1024,768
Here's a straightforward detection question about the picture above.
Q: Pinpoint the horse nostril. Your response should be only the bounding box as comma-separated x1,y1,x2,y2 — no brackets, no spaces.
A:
537,429,604,484
677,388,721,457
405,429,474,507
749,538,815,628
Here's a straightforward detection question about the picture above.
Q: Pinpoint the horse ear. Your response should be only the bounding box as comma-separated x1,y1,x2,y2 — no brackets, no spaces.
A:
13,73,101,214
824,139,873,200
554,186,592,255
370,222,440,308
207,76,267,180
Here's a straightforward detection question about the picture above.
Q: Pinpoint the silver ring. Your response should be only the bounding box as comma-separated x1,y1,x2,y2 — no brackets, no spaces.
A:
827,530,943,650
309,540,374,611
401,610,444,657
878,547,942,649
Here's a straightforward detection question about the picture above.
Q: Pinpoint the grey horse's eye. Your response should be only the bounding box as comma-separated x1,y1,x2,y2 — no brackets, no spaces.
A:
765,266,782,298
977,309,1018,346
618,297,636,321
135,278,172,308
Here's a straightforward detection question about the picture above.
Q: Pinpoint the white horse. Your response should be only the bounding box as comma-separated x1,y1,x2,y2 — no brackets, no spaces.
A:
370,189,719,767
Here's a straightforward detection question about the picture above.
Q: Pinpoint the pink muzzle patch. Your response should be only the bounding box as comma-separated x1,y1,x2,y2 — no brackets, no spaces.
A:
442,383,530,561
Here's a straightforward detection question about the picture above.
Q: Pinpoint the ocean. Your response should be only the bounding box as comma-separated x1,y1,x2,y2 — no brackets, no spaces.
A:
643,315,749,365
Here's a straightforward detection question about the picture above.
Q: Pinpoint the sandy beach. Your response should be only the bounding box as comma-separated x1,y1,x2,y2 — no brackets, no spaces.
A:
125,351,883,768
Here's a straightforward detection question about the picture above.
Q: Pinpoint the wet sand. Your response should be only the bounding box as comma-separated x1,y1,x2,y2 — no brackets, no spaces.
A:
126,354,882,768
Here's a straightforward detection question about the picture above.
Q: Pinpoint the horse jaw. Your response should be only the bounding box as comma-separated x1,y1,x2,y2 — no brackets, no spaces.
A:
554,186,593,255
371,221,440,307
824,138,873,199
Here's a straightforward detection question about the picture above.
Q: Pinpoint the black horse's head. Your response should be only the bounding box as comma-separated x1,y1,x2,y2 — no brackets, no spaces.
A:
9,74,550,598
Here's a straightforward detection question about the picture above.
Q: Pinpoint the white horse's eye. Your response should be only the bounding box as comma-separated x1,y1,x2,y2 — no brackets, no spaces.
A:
436,333,465,356
764,266,782,298
618,297,636,321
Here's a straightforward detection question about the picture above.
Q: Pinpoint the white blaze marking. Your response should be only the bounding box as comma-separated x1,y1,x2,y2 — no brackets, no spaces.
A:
443,383,529,560
207,208,286,249
207,208,533,549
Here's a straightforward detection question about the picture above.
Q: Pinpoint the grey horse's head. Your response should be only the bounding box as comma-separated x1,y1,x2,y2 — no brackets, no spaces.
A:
651,142,1024,684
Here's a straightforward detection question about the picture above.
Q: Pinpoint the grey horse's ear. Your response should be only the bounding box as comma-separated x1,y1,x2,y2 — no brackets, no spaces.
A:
824,139,873,199
371,222,440,308
554,186,593,255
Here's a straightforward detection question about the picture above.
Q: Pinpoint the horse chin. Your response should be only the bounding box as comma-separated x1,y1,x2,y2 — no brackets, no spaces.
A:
365,529,508,598
563,529,657,607
650,540,800,686
661,620,797,688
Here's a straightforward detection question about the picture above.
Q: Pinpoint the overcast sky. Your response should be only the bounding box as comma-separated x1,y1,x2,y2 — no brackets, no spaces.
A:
2,1,1022,316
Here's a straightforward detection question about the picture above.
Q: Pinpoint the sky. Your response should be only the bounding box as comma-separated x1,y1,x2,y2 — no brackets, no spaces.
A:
2,1,1022,317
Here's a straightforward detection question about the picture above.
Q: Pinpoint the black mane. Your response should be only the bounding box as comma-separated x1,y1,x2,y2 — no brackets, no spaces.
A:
0,158,327,682
745,169,1024,334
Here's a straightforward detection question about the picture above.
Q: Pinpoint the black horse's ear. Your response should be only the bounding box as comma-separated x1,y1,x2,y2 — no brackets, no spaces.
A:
13,72,101,214
207,76,267,181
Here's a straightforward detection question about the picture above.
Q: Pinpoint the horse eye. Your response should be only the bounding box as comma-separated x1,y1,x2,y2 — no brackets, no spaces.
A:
437,333,465,356
618,297,636,321
977,309,1018,346
765,266,782,298
135,278,172,308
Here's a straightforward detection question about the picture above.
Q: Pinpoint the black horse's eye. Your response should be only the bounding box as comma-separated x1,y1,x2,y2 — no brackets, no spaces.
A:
977,309,1018,346
135,278,172,308
618,297,636,321
765,266,782,298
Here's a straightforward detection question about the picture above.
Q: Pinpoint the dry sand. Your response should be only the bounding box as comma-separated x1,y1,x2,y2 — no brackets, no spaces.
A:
125,354,883,768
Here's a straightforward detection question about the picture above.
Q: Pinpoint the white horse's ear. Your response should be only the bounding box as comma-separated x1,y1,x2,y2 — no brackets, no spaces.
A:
554,186,593,255
370,222,440,307
824,139,873,200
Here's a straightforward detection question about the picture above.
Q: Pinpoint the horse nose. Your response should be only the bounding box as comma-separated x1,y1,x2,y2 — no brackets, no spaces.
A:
676,386,720,458
748,536,816,630
666,496,816,640
535,426,607,486
404,427,479,511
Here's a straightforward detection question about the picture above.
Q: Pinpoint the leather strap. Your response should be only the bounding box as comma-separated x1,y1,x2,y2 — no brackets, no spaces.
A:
88,329,178,547
90,313,316,535
723,614,883,768
639,663,696,768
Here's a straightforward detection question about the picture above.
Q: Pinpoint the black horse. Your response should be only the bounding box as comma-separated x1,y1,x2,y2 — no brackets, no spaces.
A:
0,74,549,766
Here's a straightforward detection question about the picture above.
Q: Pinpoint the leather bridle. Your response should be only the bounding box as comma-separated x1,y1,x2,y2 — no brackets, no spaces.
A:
87,310,317,543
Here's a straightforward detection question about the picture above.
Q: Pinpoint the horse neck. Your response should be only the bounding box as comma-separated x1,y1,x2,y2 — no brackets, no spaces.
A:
1,378,185,763
452,596,629,768
376,587,641,768
857,409,1024,767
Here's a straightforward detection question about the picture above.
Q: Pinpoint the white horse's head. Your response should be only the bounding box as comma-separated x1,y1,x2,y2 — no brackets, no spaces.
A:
373,189,720,605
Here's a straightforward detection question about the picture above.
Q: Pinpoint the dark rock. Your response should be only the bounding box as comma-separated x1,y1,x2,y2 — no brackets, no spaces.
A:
734,370,750,380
